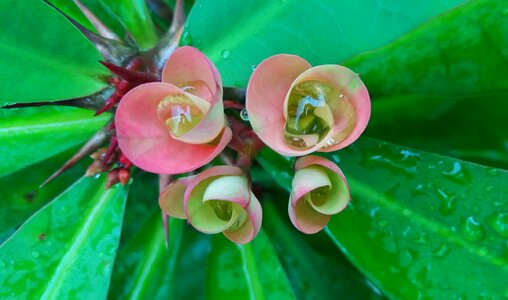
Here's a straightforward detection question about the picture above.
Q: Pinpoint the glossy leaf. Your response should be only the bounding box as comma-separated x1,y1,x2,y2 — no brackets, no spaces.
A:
0,147,90,244
258,138,508,298
262,200,385,299
46,0,95,32
0,175,128,299
184,0,466,87
0,0,108,105
206,230,295,300
345,0,508,98
102,0,158,49
0,106,109,177
367,94,508,169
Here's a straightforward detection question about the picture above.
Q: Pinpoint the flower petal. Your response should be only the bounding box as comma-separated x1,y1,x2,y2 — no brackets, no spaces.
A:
295,155,350,214
162,46,222,104
224,192,262,244
115,82,232,174
288,65,370,152
246,54,314,156
290,166,331,207
159,176,194,219
288,195,330,234
202,175,251,207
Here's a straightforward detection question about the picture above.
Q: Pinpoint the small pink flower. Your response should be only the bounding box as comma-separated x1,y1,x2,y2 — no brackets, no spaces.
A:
289,155,350,234
115,46,232,174
181,166,262,244
246,54,370,156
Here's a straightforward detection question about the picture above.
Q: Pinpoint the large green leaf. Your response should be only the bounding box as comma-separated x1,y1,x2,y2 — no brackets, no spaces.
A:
345,0,508,98
0,0,108,105
263,200,385,299
101,0,158,49
0,175,128,299
258,138,508,298
0,106,109,177
0,147,90,244
206,230,295,300
184,0,466,87
367,94,508,169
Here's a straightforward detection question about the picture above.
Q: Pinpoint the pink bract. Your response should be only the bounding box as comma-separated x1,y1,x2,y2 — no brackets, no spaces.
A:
183,166,262,244
289,155,350,234
115,46,231,174
246,54,370,156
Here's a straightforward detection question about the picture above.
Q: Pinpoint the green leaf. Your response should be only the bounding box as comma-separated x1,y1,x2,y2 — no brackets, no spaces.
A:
345,0,508,98
367,94,508,169
262,200,386,299
258,138,508,298
46,0,95,32
0,175,128,299
101,0,159,49
0,147,91,243
206,230,295,300
0,0,108,105
184,0,466,87
0,106,109,177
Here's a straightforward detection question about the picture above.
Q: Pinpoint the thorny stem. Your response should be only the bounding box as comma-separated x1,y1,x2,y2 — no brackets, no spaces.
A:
159,174,172,247
73,0,120,41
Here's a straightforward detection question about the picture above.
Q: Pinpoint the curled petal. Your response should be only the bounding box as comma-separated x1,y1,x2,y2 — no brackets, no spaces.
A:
161,46,226,144
184,166,262,243
289,155,350,234
224,192,262,244
246,54,313,156
288,65,370,152
159,176,194,219
115,82,232,174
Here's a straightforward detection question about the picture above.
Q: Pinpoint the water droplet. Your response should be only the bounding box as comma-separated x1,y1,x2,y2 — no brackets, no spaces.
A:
436,189,457,216
442,162,472,185
251,64,257,71
503,8,508,16
240,108,249,121
31,251,40,258
411,184,425,197
253,30,259,35
61,205,68,212
157,93,205,137
487,212,508,237
181,31,193,45
461,216,486,242
486,186,494,193
432,243,450,257
221,49,231,59
378,220,388,227
486,167,500,177
0,259,5,267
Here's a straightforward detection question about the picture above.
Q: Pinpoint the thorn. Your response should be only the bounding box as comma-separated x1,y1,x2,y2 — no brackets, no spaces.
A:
99,61,159,85
85,160,109,176
161,211,169,248
106,168,121,188
43,0,136,65
102,135,118,165
170,0,185,34
40,126,111,187
73,0,120,41
118,168,131,185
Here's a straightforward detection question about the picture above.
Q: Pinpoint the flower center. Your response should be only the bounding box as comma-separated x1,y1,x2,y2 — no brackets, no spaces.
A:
157,93,204,137
306,186,330,206
207,200,233,221
284,80,355,149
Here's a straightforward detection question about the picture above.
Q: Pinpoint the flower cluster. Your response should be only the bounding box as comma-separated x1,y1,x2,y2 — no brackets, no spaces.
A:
115,46,370,243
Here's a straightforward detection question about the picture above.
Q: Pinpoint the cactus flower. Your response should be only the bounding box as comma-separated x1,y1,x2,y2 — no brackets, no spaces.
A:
246,54,370,156
115,46,231,174
183,166,262,244
289,155,350,234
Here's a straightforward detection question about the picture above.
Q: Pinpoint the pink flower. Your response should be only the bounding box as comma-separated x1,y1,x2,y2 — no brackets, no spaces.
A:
115,46,232,174
246,54,370,156
160,166,262,244
289,155,350,234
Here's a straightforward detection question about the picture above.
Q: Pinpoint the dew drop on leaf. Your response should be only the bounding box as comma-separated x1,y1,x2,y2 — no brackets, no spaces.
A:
461,216,486,242
221,49,231,59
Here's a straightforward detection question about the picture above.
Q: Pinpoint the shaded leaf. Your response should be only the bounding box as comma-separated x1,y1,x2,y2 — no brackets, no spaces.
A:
0,106,109,177
0,175,128,299
0,0,108,105
184,0,466,87
206,230,295,300
0,147,91,243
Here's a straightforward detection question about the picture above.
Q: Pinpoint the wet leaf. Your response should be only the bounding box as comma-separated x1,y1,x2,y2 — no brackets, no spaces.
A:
0,0,108,105
0,106,109,177
184,0,466,87
257,138,508,298
0,175,128,299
